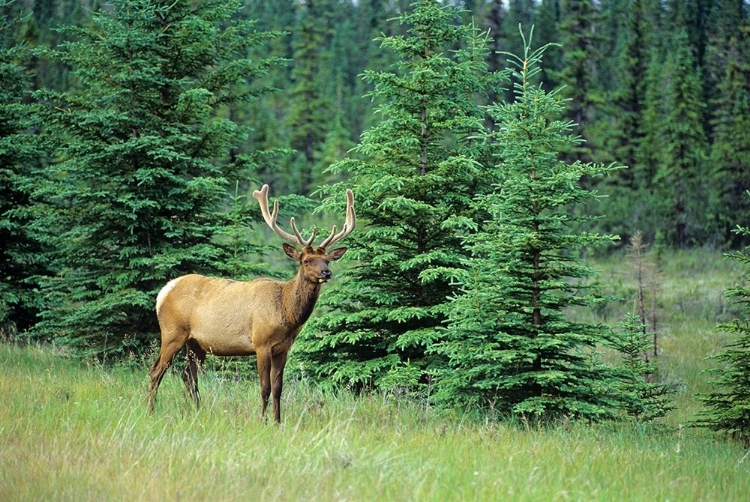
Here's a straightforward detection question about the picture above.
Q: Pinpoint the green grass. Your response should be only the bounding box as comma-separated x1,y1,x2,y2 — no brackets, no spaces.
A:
2,248,749,501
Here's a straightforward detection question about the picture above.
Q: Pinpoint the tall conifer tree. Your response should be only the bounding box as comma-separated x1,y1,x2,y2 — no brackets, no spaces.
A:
596,0,656,243
430,34,622,421
288,0,335,194
28,0,282,357
0,8,46,336
558,0,601,161
707,1,750,247
295,0,494,392
657,29,708,248
638,48,666,194
711,57,750,247
535,0,563,92
610,0,649,181
704,0,747,131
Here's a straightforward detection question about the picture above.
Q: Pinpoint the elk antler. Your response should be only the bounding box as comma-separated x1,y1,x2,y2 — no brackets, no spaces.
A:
253,184,317,247
253,184,356,249
318,188,356,249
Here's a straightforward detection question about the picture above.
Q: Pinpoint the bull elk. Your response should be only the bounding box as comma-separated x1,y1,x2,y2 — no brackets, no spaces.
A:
147,184,355,423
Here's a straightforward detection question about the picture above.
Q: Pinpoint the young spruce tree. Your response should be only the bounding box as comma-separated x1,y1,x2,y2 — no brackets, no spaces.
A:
695,223,750,444
28,0,283,357
295,0,495,392
430,33,622,421
609,313,675,423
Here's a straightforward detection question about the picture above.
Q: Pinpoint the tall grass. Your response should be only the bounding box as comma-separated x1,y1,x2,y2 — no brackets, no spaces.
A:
2,248,749,501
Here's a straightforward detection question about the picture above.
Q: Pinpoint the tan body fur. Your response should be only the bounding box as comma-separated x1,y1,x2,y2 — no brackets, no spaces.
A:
155,274,314,357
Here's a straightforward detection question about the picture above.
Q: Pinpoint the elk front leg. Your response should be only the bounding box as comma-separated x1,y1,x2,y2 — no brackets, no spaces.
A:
256,349,272,421
271,351,288,424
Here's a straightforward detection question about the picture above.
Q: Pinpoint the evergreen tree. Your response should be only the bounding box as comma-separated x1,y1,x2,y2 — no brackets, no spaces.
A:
596,0,627,91
242,0,295,190
664,0,710,71
535,0,563,92
656,29,708,248
287,0,336,195
558,0,602,161
349,0,399,136
313,2,360,188
610,0,650,182
695,223,750,444
295,0,494,392
609,313,675,423
8,0,748,253
312,112,356,187
505,0,536,57
595,0,657,243
325,2,359,132
429,33,622,421
637,48,667,194
707,2,750,247
703,0,747,137
27,0,282,357
711,59,750,248
0,5,46,336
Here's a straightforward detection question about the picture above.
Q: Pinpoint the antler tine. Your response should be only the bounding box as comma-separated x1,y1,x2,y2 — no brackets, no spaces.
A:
318,189,356,249
252,184,312,247
290,217,317,247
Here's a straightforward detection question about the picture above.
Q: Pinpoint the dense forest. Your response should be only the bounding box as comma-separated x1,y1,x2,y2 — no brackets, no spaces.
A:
1,0,749,428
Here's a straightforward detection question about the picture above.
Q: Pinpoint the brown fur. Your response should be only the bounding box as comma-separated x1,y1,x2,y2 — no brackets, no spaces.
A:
147,245,346,423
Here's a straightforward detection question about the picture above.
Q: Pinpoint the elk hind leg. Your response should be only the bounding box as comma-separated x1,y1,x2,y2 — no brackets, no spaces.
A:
182,341,205,409
148,329,188,413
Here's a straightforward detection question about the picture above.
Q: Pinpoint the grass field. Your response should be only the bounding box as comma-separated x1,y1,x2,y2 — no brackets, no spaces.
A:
1,249,749,501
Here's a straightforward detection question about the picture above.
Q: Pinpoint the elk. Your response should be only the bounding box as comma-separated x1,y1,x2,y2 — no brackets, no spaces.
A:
147,184,355,423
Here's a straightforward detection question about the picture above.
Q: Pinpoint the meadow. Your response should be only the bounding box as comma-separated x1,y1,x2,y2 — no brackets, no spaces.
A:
1,249,749,501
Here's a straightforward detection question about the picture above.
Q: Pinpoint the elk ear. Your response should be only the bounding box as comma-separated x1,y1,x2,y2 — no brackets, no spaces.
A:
282,243,301,261
327,247,347,261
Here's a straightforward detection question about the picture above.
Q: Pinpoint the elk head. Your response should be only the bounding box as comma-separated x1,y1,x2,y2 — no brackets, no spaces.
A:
252,184,355,284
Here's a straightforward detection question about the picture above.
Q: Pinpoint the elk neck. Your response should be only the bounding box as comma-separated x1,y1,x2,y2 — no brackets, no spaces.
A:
280,270,322,327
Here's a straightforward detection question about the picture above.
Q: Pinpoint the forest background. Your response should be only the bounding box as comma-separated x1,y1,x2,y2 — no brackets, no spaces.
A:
1,0,749,428
5,0,749,248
